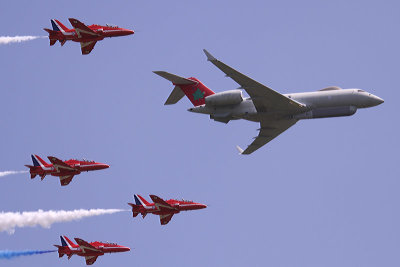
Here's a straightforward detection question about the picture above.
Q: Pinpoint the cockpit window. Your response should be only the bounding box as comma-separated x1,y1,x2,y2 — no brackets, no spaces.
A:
106,24,118,28
357,89,365,93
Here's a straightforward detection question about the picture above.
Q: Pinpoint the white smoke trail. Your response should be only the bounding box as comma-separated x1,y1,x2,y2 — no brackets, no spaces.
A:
0,171,28,177
0,209,125,234
0,36,46,45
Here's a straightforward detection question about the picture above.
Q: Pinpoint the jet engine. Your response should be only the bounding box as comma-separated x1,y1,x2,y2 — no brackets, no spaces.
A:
205,90,243,106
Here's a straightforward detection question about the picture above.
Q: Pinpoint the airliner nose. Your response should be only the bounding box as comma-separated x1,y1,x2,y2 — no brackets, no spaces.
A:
371,95,384,106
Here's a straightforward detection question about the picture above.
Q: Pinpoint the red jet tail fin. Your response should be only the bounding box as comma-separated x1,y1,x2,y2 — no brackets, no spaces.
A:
178,77,215,106
134,194,151,206
43,28,54,34
31,154,50,167
61,236,76,248
53,245,64,258
51,19,70,32
128,203,140,217
43,28,58,46
154,71,215,106
24,165,37,179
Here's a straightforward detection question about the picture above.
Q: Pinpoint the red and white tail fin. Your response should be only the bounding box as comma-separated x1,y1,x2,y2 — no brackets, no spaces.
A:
154,71,215,106
51,19,70,32
60,236,76,249
31,154,50,167
134,194,150,206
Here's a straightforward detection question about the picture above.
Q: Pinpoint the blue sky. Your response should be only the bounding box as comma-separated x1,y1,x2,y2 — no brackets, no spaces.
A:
0,0,398,266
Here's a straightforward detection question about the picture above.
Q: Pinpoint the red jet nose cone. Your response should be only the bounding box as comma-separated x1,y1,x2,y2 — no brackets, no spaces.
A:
197,204,207,209
121,246,130,252
98,164,110,169
123,29,134,36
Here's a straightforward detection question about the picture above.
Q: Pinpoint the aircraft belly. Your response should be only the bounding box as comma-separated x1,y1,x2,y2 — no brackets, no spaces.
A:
77,252,103,257
291,91,357,109
53,170,79,176
72,37,103,42
231,100,257,118
294,106,357,119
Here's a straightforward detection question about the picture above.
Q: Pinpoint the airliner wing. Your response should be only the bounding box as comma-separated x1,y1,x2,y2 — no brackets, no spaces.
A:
59,175,74,186
74,238,101,253
47,156,75,172
237,119,298,155
159,213,174,225
68,18,99,38
85,256,99,265
80,41,97,55
149,195,176,211
203,49,305,113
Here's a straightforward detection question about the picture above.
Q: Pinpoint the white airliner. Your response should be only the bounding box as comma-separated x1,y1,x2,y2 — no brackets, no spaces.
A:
154,50,384,155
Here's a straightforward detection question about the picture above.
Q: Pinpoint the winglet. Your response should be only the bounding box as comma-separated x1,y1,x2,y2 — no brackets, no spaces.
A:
236,145,244,154
203,49,216,61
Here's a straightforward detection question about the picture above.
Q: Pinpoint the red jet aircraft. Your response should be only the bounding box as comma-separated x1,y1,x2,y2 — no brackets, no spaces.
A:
44,18,134,55
25,154,109,186
55,236,130,265
128,194,207,225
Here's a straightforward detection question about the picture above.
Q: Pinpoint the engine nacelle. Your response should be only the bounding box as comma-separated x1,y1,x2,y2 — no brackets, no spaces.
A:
205,90,243,106
294,106,357,119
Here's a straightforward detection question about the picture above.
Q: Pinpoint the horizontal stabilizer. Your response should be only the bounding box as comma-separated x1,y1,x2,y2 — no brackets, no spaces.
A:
153,71,197,85
128,203,140,209
43,28,56,34
165,86,185,105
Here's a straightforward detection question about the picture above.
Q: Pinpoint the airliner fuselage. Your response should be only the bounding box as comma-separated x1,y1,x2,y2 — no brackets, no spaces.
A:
189,87,383,122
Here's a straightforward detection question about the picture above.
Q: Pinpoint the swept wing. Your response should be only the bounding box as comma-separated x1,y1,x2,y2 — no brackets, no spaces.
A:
159,213,174,225
149,195,176,211
203,49,305,113
59,175,74,186
203,49,305,154
47,156,75,172
80,41,97,55
85,256,99,265
68,18,99,38
237,119,298,154
74,238,102,254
